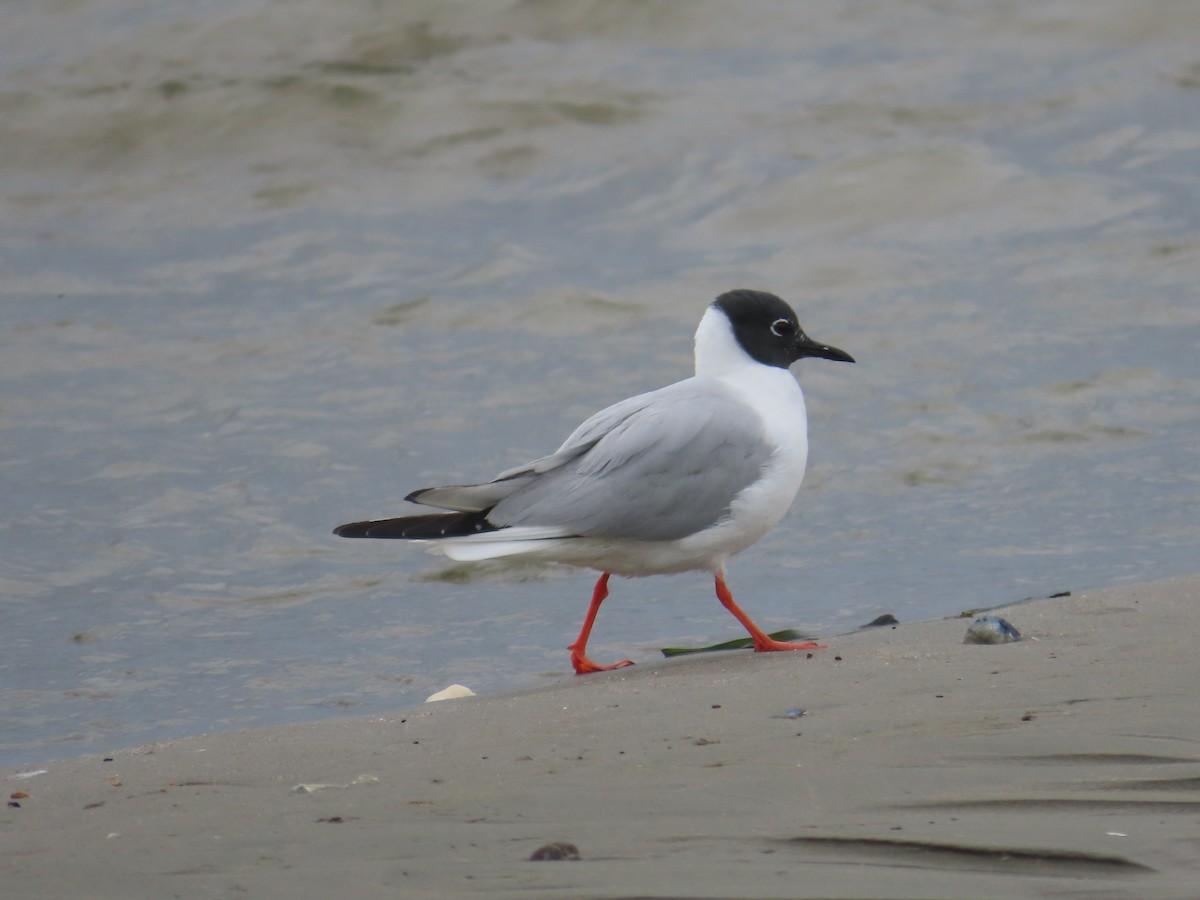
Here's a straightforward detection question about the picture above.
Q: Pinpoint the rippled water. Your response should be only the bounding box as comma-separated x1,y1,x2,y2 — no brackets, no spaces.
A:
3,1,1199,767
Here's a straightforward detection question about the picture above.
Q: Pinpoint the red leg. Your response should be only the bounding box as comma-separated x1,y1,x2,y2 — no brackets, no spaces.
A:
569,572,635,675
714,569,825,653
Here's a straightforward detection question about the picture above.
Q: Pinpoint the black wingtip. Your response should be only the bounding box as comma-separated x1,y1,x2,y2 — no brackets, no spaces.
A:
334,488,431,535
333,521,374,538
333,510,498,540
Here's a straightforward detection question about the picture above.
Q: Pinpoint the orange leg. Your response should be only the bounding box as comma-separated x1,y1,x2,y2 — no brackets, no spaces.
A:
714,569,825,652
569,572,635,675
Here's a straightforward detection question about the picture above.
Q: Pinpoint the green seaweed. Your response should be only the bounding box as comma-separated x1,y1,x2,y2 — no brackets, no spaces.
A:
661,629,812,657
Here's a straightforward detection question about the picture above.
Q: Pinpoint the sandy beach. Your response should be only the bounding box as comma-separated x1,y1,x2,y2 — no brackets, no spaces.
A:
4,574,1199,898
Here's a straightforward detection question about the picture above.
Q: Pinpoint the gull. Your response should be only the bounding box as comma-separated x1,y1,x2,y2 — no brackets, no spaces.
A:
335,289,854,673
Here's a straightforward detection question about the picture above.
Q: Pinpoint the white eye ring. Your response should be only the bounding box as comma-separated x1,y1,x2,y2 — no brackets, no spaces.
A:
770,318,794,337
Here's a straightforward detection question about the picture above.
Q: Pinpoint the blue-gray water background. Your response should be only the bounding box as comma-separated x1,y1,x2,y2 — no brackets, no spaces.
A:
3,1,1198,768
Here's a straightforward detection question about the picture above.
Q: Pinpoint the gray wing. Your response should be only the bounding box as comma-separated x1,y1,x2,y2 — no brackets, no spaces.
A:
411,388,681,511
487,378,774,541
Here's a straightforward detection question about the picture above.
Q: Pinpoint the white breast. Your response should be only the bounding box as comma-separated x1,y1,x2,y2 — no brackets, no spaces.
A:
684,365,809,560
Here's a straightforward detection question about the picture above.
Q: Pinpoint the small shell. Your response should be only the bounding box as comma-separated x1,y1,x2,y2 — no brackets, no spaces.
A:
964,615,1022,644
530,841,581,861
424,683,477,703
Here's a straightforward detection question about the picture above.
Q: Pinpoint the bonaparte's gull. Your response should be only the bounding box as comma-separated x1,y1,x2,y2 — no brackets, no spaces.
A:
335,289,854,673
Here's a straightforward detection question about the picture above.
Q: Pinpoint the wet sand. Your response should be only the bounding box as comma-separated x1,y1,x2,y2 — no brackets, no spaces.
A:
5,575,1199,898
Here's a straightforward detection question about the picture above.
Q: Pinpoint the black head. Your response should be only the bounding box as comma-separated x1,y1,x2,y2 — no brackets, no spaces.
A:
712,289,855,369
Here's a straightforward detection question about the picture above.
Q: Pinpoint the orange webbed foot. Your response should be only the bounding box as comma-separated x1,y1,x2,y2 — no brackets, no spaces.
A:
570,652,635,675
751,637,826,653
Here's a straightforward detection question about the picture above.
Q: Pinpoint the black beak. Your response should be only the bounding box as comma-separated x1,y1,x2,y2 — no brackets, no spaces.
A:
796,332,855,364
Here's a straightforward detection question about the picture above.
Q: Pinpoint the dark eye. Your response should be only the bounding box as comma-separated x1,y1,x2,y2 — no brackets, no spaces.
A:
770,318,794,338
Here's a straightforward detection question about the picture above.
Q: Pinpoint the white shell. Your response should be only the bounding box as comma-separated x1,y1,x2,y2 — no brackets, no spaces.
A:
424,683,477,703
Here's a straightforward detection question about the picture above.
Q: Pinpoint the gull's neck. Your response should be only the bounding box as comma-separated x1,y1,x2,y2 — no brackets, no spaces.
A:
692,303,809,483
694,305,758,379
693,304,807,424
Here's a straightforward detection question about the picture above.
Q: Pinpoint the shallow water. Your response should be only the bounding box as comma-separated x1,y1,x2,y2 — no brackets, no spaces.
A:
3,1,1199,768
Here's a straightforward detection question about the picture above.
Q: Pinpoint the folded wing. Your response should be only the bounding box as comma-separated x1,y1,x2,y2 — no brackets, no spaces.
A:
337,378,774,548
488,379,773,541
